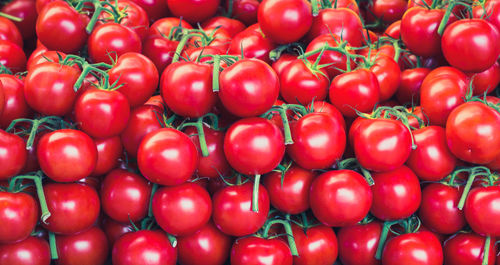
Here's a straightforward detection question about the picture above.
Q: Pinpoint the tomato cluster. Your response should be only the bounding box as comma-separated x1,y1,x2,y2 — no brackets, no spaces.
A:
0,0,500,264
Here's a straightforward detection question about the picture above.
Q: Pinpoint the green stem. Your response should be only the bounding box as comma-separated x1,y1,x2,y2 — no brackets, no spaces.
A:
0,12,22,22
148,183,159,217
48,232,58,260
212,55,221,92
437,0,455,35
311,0,319,16
483,236,491,265
171,33,191,63
360,166,375,186
262,219,299,256
178,118,209,157
86,5,103,33
226,0,233,17
9,173,51,223
273,107,293,144
375,221,397,260
252,174,261,212
167,233,177,247
457,173,477,210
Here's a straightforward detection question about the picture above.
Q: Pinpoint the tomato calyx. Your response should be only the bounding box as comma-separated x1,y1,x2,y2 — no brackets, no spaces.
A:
171,27,226,63
375,215,422,259
260,217,299,256
337,157,375,185
73,0,123,33
269,42,306,61
177,113,220,157
6,116,73,150
299,40,360,72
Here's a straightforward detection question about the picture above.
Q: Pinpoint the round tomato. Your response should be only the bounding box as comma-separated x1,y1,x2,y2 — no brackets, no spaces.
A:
279,59,329,105
0,191,38,244
88,23,142,64
382,231,443,265
166,0,220,23
338,222,382,265
465,186,500,236
0,130,27,180
292,224,338,265
443,232,496,265
231,236,292,265
112,230,177,265
0,236,50,265
56,226,109,265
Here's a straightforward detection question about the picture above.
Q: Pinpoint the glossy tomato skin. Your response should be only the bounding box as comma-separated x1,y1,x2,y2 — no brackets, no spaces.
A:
120,105,164,157
468,61,500,96
24,62,79,116
37,129,97,182
0,74,31,128
137,128,198,186
224,117,284,175
307,101,346,129
212,182,269,236
310,170,372,227
292,224,338,265
88,23,142,64
75,88,131,139
91,136,122,176
443,232,496,265
112,230,177,265
2,0,37,40
202,16,246,37
306,34,353,78
108,52,159,108
329,68,380,118
0,236,51,265
166,0,220,24
0,40,25,74
101,217,133,246
177,221,232,265
442,19,500,73
231,237,292,265
0,130,27,180
338,222,382,265
55,226,109,265
161,61,216,118
228,27,276,63
0,81,3,117
287,113,346,170
396,67,431,104
370,166,421,220
446,102,500,164
352,119,412,172
263,165,315,214
100,169,151,222
465,186,500,236
258,0,312,44
219,59,279,117
43,183,100,235
418,183,466,235
279,59,329,105
35,1,89,53
370,0,407,23
142,36,178,73
152,183,212,236
406,126,457,181
382,231,443,265
98,0,149,40
0,192,38,244
370,55,401,101
473,0,500,31
307,8,364,47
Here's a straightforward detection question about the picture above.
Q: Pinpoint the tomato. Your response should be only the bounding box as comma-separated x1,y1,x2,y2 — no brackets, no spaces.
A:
368,55,401,102
108,52,159,108
166,0,220,23
0,236,50,265
418,183,466,235
161,62,216,118
0,17,23,48
306,8,364,47
0,74,30,128
442,19,500,73
420,66,468,126
446,101,500,164
142,36,178,73
465,186,500,236
226,0,259,25
384,20,401,38
26,50,67,71
130,0,168,22
88,23,142,64
212,182,269,236
279,59,329,105
258,0,312,44
369,0,407,23
98,0,149,40
306,33,354,79
329,68,380,118
100,169,151,222
92,136,122,176
263,165,315,214
468,61,500,96
152,183,211,236
0,192,38,244
35,0,89,53
56,226,109,265
382,231,443,265
1,0,37,39
224,117,284,175
37,129,97,182
228,27,276,63
396,67,431,104
406,126,457,181
42,183,100,235
121,105,164,157
473,0,500,32
306,101,346,129
112,230,177,265
0,40,26,73
231,236,292,265
370,166,421,220
24,62,79,116
338,222,382,265
101,217,133,246
292,224,338,265
202,16,246,37
148,17,193,38
219,59,279,117
444,232,496,265
138,128,198,186
0,130,27,180
177,221,232,265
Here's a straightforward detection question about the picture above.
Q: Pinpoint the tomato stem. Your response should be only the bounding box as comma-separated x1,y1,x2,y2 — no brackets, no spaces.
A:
167,233,177,247
178,118,210,157
437,0,455,35
375,220,398,260
311,0,319,16
48,231,59,259
212,55,221,92
251,174,261,212
272,106,294,144
9,173,51,224
457,172,477,210
0,11,22,22
483,236,491,265
262,219,299,256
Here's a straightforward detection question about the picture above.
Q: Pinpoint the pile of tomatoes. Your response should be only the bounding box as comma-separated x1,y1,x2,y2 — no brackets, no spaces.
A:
0,0,500,264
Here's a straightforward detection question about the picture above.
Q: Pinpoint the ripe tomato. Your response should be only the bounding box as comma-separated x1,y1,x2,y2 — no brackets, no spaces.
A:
147,17,193,38
465,186,500,236
130,0,168,22
306,33,354,79
137,128,198,186
56,226,109,265
370,166,421,220
0,40,26,74
338,222,382,265
98,0,149,40
370,55,401,101
142,36,178,73
112,230,177,265
228,27,276,63
306,8,364,47
310,170,372,227
370,0,407,23
166,0,220,23
292,224,338,265
0,130,27,180
91,136,122,176
0,74,30,128
467,62,500,96
279,59,329,105
0,236,50,265
231,236,293,265
88,23,142,64
382,231,443,265
202,16,246,37
0,192,38,244
226,0,259,25
2,0,37,40
0,17,23,48
396,67,431,104
443,232,496,265
101,217,133,246
473,0,500,31
120,105,164,157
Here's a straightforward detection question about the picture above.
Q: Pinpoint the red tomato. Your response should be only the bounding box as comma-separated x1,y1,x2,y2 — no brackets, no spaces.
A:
279,59,329,105
310,170,372,227
101,217,133,246
0,74,30,128
42,183,100,235
219,58,279,117
263,165,315,214
0,81,3,117
306,33,354,79
112,230,177,265
370,55,401,101
338,222,382,265
130,0,168,22
0,130,27,180
465,186,500,236
202,16,246,37
418,183,466,235
306,101,346,129
98,0,149,39
142,36,178,73
26,50,67,71
231,236,293,265
369,0,407,23
384,20,401,38
147,17,193,38
473,0,500,31
442,19,500,73
166,0,220,23
228,27,276,63
292,224,338,265
396,67,431,104
0,192,38,244
271,54,296,76
444,232,496,265
306,8,364,47
1,0,37,39
91,136,122,176
120,105,164,157
0,40,26,73
0,236,50,265
212,182,269,236
467,61,500,96
137,128,198,186
0,17,23,47
382,231,443,265
88,23,141,64
56,226,109,265
370,166,421,220
177,221,232,265
226,0,259,25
